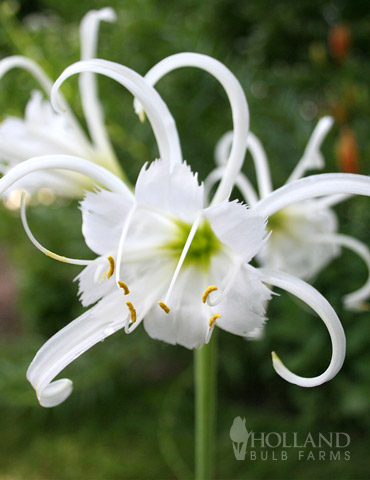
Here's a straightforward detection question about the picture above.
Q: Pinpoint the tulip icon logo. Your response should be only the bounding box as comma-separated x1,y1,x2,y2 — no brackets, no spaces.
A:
230,417,252,460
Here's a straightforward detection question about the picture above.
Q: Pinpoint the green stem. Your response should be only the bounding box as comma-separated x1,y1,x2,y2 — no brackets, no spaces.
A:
194,332,217,480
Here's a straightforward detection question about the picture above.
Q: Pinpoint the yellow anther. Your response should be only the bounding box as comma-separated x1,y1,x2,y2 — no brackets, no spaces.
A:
107,256,115,279
126,301,137,323
202,285,218,303
208,313,221,327
118,281,130,295
158,301,171,314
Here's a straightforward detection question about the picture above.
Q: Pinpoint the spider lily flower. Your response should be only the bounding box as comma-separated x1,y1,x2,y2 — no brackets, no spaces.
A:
2,57,370,407
0,7,126,202
205,119,370,311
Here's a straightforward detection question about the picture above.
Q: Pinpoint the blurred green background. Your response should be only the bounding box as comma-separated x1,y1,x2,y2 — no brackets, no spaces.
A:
0,0,369,478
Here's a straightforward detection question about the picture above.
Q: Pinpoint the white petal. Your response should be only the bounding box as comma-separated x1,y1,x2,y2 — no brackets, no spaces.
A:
0,155,132,199
247,132,272,198
75,261,115,307
311,193,351,210
144,266,209,349
52,59,182,169
214,131,233,166
80,8,116,60
287,116,334,183
0,56,91,151
79,8,117,158
81,189,133,255
205,200,267,260
253,173,370,217
204,166,258,206
136,53,249,205
213,262,272,337
135,160,203,222
0,91,91,162
0,55,52,93
259,268,346,387
213,130,272,200
314,233,370,311
26,291,127,407
258,203,340,279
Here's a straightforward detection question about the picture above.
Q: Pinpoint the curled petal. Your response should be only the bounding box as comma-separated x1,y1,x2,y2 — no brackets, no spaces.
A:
27,292,127,407
247,132,272,198
314,233,370,311
0,55,52,93
135,52,249,205
259,268,346,387
80,8,116,60
311,193,351,210
204,166,258,206
79,8,117,159
253,173,370,217
0,155,132,198
287,116,334,183
211,130,271,201
214,131,233,166
51,59,182,169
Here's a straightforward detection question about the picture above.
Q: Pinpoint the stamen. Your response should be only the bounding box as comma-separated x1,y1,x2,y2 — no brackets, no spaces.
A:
202,285,218,304
204,261,243,307
20,192,101,267
115,204,136,288
118,281,130,295
94,264,106,283
163,212,202,306
107,256,115,278
158,301,171,314
126,301,136,323
208,313,221,327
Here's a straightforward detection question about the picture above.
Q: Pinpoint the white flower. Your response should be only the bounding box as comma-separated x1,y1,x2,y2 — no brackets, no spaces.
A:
0,7,125,201
204,119,370,311
2,55,370,407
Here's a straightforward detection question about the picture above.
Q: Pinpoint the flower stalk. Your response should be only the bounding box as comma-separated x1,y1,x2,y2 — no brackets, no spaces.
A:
194,332,217,480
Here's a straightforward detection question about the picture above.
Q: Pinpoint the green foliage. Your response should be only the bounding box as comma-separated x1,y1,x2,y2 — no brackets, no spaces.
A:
0,0,369,478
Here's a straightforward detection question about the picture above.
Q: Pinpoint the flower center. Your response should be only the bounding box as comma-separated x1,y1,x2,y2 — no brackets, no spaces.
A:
267,209,288,232
164,219,222,270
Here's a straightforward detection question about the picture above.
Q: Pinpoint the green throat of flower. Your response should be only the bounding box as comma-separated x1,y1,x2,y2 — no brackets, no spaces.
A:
267,209,290,233
164,219,222,271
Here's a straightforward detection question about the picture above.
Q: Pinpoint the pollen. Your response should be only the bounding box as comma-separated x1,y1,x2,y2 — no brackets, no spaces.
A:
158,301,171,314
202,285,218,303
126,301,137,323
118,281,130,295
107,256,115,278
208,313,221,327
